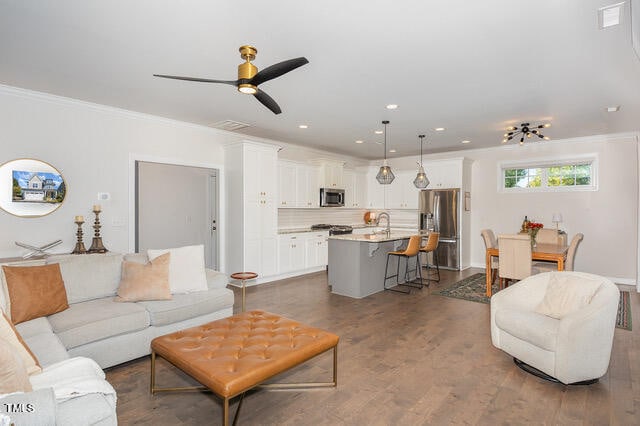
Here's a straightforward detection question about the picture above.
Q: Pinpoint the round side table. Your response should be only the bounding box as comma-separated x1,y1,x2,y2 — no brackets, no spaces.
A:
230,272,258,312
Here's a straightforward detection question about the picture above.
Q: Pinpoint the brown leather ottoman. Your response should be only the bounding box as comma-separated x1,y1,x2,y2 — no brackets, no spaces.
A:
150,310,339,425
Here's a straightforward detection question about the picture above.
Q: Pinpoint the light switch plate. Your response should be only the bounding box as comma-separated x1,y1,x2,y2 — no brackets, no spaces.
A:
97,192,110,201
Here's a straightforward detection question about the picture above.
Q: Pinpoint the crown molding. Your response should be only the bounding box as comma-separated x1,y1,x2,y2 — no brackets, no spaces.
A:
0,83,235,137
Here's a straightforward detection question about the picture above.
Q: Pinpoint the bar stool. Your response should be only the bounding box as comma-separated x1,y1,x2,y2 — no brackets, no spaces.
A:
420,232,440,283
230,272,258,312
383,235,423,294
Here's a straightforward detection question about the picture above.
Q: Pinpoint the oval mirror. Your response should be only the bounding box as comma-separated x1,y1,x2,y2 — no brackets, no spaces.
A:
0,158,67,217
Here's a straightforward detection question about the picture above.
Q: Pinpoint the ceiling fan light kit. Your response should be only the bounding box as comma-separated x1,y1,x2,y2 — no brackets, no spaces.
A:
501,122,551,146
413,134,430,189
154,45,308,114
376,120,395,185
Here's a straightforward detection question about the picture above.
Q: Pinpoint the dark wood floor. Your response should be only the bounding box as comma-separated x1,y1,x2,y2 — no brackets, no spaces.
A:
106,268,640,425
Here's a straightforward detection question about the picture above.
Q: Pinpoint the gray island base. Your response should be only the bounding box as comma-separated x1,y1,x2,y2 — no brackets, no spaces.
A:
328,232,418,298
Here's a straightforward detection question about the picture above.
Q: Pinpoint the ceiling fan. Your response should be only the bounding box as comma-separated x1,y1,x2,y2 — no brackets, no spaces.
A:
154,45,308,115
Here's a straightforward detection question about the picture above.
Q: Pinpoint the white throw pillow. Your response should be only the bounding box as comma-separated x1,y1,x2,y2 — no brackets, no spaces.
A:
535,273,603,319
147,245,208,294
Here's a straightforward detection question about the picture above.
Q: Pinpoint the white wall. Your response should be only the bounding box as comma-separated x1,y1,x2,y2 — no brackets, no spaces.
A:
383,134,639,283
0,85,234,260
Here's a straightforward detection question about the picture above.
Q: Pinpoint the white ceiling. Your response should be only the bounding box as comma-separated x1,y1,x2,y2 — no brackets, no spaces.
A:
1,0,639,159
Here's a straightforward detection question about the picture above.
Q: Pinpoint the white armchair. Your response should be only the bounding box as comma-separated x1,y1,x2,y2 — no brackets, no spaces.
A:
490,271,619,385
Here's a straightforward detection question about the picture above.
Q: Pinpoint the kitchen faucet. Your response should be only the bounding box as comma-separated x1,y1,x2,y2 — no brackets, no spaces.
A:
376,212,391,237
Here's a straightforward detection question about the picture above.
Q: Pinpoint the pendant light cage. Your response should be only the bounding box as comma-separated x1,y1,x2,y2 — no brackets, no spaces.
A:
413,134,430,189
376,120,395,184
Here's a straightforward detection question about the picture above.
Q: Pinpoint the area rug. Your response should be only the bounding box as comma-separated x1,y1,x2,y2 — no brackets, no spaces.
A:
436,273,632,330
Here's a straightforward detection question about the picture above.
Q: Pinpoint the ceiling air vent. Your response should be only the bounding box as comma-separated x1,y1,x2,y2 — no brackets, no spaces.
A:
211,120,250,131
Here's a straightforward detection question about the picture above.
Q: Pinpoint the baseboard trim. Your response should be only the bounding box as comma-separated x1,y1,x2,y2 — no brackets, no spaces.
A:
468,262,637,289
228,266,327,287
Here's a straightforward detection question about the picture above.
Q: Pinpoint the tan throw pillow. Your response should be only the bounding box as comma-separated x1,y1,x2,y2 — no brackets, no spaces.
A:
114,253,172,302
0,312,41,375
2,264,69,325
0,338,33,394
535,273,603,319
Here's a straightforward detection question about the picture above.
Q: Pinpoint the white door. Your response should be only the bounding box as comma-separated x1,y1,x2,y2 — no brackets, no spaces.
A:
136,161,219,269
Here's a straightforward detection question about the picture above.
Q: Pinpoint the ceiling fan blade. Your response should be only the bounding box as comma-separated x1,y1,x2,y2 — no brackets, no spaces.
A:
153,74,238,86
254,89,282,114
250,57,309,86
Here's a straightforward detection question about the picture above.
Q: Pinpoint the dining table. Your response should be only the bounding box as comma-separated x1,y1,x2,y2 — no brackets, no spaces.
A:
485,243,569,297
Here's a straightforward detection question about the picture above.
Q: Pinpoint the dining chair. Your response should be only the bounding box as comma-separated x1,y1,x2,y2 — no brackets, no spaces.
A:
535,228,559,245
497,234,533,289
419,232,440,283
481,229,499,285
383,235,423,293
534,233,584,272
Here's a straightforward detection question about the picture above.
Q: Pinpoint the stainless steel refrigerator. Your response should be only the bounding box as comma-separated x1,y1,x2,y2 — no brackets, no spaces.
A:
419,189,460,270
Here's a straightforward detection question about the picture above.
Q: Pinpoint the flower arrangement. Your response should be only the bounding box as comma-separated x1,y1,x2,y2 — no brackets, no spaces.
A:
525,222,544,248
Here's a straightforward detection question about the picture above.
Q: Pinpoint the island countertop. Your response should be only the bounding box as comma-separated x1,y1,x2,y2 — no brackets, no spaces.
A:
328,231,418,243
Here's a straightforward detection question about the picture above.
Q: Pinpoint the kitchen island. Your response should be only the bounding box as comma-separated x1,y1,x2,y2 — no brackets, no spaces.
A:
328,231,418,298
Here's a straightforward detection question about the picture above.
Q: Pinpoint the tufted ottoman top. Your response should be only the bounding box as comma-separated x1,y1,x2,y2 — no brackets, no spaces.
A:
151,310,339,398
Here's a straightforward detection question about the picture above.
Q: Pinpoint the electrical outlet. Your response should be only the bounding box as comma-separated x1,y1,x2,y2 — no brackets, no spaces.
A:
111,218,126,228
97,192,110,201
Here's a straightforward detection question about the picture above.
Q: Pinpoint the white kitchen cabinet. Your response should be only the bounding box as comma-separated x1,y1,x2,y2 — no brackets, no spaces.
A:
305,232,329,268
278,233,306,273
278,160,297,208
385,170,419,209
298,164,320,208
225,141,279,280
355,172,367,208
366,168,385,209
343,169,367,208
424,160,462,189
277,161,320,208
320,161,344,188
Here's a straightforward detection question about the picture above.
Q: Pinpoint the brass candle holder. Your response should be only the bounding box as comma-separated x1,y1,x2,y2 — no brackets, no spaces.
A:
71,216,87,254
87,205,108,254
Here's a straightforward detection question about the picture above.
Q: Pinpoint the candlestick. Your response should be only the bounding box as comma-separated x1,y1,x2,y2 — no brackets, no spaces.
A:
87,208,108,253
71,217,87,254
93,204,101,213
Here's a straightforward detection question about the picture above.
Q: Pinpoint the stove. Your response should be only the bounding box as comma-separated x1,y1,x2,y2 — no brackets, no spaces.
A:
311,224,353,235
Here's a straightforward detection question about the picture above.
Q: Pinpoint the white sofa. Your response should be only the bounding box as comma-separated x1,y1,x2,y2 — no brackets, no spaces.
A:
490,271,619,384
1,252,234,425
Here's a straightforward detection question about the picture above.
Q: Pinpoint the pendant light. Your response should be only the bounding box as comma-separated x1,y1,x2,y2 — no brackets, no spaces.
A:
376,120,395,184
413,134,430,189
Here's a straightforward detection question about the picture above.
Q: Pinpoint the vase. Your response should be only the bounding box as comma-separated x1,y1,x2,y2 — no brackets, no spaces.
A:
529,229,539,249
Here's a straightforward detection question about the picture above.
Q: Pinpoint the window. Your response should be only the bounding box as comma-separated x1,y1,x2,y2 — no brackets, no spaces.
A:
501,157,596,192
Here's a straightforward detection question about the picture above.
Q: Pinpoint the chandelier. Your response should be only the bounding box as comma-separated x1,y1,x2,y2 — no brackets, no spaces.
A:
502,122,551,145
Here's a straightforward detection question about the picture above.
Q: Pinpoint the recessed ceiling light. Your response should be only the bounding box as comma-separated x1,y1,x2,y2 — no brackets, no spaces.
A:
374,130,383,134
298,124,308,129
386,104,398,110
606,105,620,112
355,140,364,144
598,3,624,29
389,149,396,153
434,127,446,131
461,140,471,144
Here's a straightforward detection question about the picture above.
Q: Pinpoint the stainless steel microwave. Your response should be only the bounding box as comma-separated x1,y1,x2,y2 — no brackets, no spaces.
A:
320,188,345,207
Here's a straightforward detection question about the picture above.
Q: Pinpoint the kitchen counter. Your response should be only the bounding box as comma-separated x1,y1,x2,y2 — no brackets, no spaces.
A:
278,228,321,234
328,233,418,299
328,231,417,242
279,225,418,235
